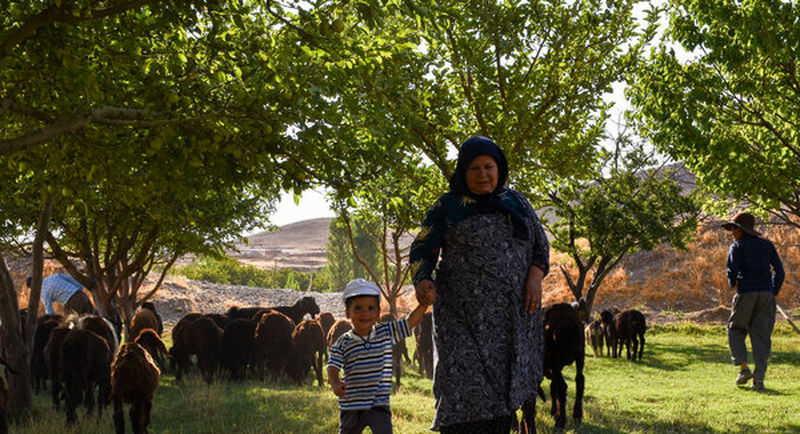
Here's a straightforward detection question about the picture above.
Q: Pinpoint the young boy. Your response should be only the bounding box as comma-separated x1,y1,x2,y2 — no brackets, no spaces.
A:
327,278,430,434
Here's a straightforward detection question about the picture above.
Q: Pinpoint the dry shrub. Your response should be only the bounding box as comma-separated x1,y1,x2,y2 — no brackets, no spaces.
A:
542,221,799,314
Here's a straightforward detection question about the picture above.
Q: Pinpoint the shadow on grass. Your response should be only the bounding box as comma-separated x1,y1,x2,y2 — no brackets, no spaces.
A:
533,402,800,433
602,342,800,373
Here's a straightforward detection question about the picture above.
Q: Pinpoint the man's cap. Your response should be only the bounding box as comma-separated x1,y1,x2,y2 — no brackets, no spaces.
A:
343,278,381,302
721,212,760,237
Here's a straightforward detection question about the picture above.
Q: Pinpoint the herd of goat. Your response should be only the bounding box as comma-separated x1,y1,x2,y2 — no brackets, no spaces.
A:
19,297,645,433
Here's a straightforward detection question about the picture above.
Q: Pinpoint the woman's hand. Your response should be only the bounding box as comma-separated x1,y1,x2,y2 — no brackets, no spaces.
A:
524,265,544,312
415,279,437,306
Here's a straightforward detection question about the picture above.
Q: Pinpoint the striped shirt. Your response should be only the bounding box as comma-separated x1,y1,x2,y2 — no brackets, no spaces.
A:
327,319,411,410
40,274,84,315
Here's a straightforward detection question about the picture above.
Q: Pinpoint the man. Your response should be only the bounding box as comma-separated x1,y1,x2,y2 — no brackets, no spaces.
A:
722,212,784,391
27,273,96,315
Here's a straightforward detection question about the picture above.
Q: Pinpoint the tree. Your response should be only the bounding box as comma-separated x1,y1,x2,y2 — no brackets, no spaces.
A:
325,216,383,292
628,1,800,226
333,0,659,198
1,0,417,419
329,157,443,319
544,136,700,318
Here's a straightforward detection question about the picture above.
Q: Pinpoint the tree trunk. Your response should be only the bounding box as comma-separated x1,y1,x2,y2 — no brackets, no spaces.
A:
0,255,32,420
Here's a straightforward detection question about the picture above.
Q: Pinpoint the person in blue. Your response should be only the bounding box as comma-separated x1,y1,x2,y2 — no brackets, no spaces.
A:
410,136,549,432
327,278,430,434
27,273,96,315
722,212,785,392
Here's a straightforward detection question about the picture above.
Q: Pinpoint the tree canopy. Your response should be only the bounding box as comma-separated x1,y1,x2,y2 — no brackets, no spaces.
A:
544,135,701,317
629,0,800,225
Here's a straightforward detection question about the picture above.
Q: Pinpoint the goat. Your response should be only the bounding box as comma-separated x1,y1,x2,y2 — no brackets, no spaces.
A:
169,313,203,376
140,302,163,336
44,326,70,409
134,329,168,370
615,309,647,360
129,309,160,344
270,296,320,324
599,309,619,358
221,318,257,381
585,319,604,357
111,342,160,434
287,319,326,387
253,311,295,381
413,312,433,379
170,315,223,383
521,303,585,431
31,315,63,394
59,328,112,426
326,319,352,350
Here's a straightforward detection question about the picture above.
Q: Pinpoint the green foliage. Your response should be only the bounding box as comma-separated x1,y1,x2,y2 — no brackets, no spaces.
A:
545,134,701,313
325,216,383,292
629,0,800,224
171,256,330,292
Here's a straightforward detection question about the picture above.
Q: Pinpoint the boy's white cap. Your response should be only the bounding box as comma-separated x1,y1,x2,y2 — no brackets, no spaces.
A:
343,278,381,302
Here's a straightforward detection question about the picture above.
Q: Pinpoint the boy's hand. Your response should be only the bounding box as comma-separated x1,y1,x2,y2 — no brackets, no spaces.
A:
330,379,347,397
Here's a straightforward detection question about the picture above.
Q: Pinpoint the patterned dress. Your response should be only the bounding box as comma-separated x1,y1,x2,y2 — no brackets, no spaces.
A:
410,190,549,430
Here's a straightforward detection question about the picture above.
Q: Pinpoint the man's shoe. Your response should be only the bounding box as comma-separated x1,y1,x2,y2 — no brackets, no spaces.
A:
752,381,765,392
736,368,753,385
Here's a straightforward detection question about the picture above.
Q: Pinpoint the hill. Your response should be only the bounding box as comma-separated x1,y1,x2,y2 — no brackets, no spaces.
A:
226,217,332,270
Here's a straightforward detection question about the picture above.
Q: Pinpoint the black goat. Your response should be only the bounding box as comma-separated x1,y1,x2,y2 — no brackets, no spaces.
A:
599,309,619,358
615,309,647,360
271,296,320,325
521,303,585,431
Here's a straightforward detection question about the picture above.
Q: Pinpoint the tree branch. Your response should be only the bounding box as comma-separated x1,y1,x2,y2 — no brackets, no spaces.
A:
0,106,185,156
0,1,162,65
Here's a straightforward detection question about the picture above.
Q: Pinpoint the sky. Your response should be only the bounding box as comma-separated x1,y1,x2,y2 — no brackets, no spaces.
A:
269,188,335,226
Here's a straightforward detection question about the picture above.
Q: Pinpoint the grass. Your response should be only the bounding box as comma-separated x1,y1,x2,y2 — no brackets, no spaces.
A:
10,323,800,433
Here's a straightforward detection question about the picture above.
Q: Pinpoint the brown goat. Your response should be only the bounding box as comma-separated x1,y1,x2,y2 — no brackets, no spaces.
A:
169,313,203,375
140,302,163,335
134,329,168,369
316,312,335,361
170,316,222,383
287,319,326,387
253,311,295,381
326,319,352,349
129,309,160,344
317,312,335,339
111,342,160,434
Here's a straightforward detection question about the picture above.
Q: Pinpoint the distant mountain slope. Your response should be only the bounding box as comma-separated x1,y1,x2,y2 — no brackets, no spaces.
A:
229,218,332,270
242,218,332,250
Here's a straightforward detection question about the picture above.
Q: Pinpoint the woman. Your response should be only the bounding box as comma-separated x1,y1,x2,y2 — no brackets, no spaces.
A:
410,136,549,432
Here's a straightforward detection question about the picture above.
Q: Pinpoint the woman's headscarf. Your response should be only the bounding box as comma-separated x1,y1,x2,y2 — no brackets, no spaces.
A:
449,136,530,240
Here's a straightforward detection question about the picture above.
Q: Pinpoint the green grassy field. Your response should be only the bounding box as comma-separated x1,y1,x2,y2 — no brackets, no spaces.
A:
10,323,800,433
